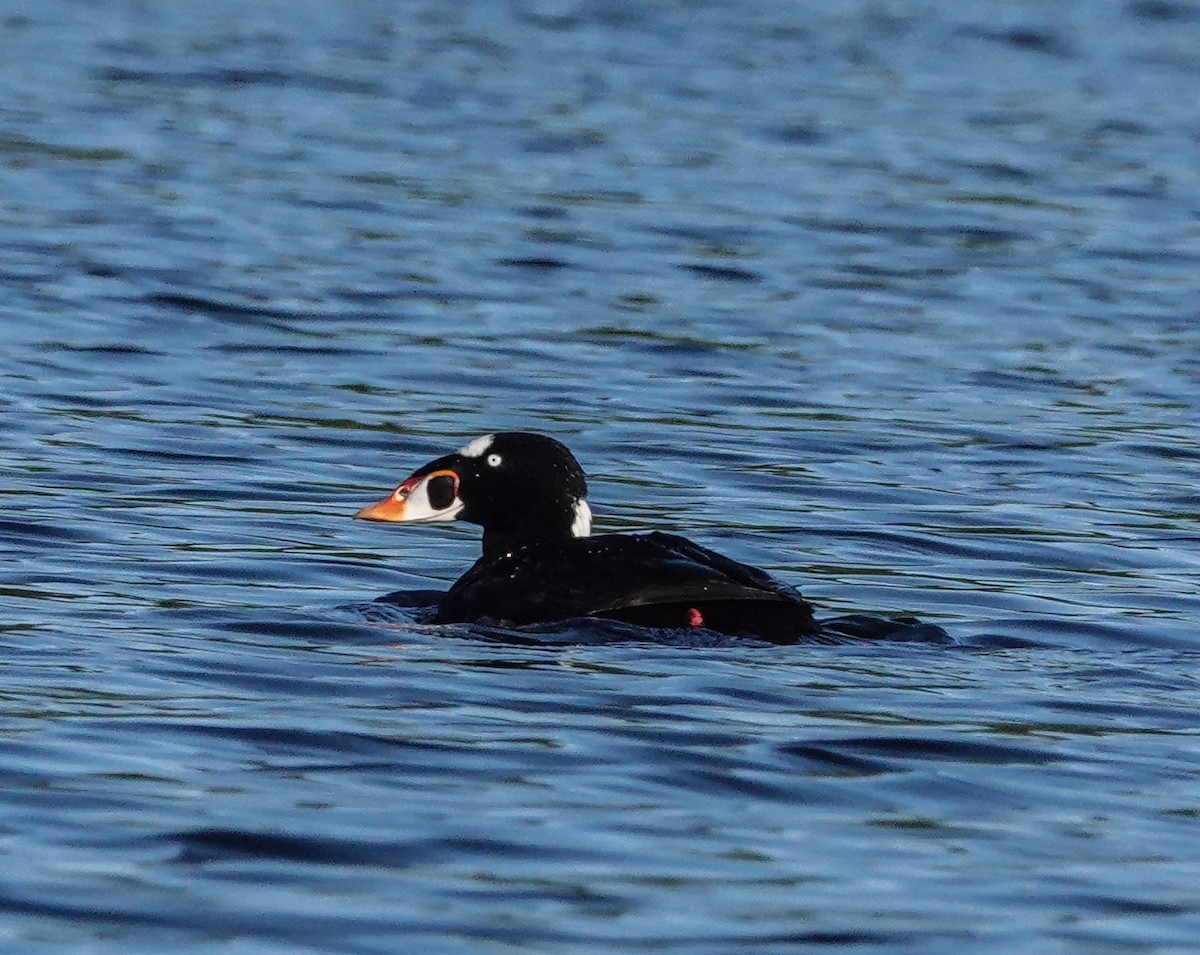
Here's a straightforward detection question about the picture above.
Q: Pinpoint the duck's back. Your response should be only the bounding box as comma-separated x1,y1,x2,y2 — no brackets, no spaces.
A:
435,531,819,643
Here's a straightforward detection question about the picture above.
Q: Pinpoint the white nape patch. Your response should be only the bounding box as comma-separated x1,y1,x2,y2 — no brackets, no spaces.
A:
459,434,495,458
571,498,592,537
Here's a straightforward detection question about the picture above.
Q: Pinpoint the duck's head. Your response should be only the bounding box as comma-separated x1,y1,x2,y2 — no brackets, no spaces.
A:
355,432,592,559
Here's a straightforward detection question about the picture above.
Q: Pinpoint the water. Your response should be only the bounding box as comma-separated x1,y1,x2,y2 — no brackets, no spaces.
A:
3,0,1200,951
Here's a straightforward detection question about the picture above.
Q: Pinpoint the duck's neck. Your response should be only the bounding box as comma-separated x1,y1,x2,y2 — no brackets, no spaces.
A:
479,499,591,561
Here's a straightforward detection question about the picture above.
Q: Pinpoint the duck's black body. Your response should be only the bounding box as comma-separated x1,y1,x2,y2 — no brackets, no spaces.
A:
437,531,818,642
355,432,821,643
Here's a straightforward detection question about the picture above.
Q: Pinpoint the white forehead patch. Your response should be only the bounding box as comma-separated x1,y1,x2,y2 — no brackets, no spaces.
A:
459,434,495,458
571,499,592,538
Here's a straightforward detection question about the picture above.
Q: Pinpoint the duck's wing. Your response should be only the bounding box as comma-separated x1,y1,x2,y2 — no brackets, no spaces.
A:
436,532,818,643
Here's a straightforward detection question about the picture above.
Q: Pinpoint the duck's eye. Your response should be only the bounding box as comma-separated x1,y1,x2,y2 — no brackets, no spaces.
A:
426,474,458,510
486,453,503,468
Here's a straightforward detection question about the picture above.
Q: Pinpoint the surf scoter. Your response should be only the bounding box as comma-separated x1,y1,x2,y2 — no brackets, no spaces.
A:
355,432,821,643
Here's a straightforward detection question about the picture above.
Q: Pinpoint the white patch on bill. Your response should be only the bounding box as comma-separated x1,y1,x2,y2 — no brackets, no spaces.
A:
398,474,464,523
571,498,592,537
459,434,495,458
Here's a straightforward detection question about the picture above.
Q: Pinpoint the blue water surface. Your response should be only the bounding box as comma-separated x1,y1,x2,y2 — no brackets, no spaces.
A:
3,0,1200,952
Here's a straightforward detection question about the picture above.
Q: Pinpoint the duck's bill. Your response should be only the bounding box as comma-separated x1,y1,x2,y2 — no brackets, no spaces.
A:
354,469,464,523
